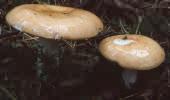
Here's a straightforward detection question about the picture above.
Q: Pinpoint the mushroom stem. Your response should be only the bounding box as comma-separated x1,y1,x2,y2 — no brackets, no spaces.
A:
38,38,64,55
38,38,77,55
121,69,138,89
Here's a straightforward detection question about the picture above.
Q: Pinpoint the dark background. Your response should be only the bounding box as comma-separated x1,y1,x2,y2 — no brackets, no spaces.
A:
0,0,170,100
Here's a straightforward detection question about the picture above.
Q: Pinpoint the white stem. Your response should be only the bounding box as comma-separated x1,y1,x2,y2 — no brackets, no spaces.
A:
122,69,138,89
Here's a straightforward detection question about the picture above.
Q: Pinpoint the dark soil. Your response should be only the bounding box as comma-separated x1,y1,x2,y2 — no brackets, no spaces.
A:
0,0,170,100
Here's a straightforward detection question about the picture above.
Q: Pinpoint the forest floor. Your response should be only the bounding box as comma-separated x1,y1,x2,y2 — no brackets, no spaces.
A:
0,0,170,100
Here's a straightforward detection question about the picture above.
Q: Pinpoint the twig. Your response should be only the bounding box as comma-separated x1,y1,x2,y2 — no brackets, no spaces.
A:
0,85,17,100
63,39,77,48
135,16,143,34
119,19,129,34
120,92,139,100
23,33,39,41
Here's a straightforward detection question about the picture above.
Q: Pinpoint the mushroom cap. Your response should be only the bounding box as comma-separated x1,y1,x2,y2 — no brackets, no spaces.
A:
6,4,103,40
99,34,165,70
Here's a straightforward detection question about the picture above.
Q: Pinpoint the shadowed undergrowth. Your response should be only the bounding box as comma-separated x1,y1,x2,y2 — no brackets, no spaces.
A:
0,0,170,100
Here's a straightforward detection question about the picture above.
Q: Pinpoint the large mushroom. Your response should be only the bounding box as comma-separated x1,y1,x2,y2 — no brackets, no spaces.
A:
6,3,104,60
5,4,103,85
99,34,165,88
6,4,103,40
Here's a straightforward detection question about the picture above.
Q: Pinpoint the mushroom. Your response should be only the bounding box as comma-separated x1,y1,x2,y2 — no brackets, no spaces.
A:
5,4,104,80
5,4,103,40
5,3,104,60
99,34,165,88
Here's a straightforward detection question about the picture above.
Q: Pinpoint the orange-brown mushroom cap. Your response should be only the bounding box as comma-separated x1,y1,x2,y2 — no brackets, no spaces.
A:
6,4,103,40
99,34,165,70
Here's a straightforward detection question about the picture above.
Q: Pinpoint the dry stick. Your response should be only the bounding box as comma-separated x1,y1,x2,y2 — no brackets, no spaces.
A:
135,16,143,34
22,33,39,41
0,85,17,100
119,19,129,34
119,92,139,100
22,37,39,41
63,39,77,48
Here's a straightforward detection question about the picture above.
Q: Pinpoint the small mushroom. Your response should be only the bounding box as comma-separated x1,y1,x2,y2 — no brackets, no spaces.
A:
6,4,103,40
99,34,165,88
